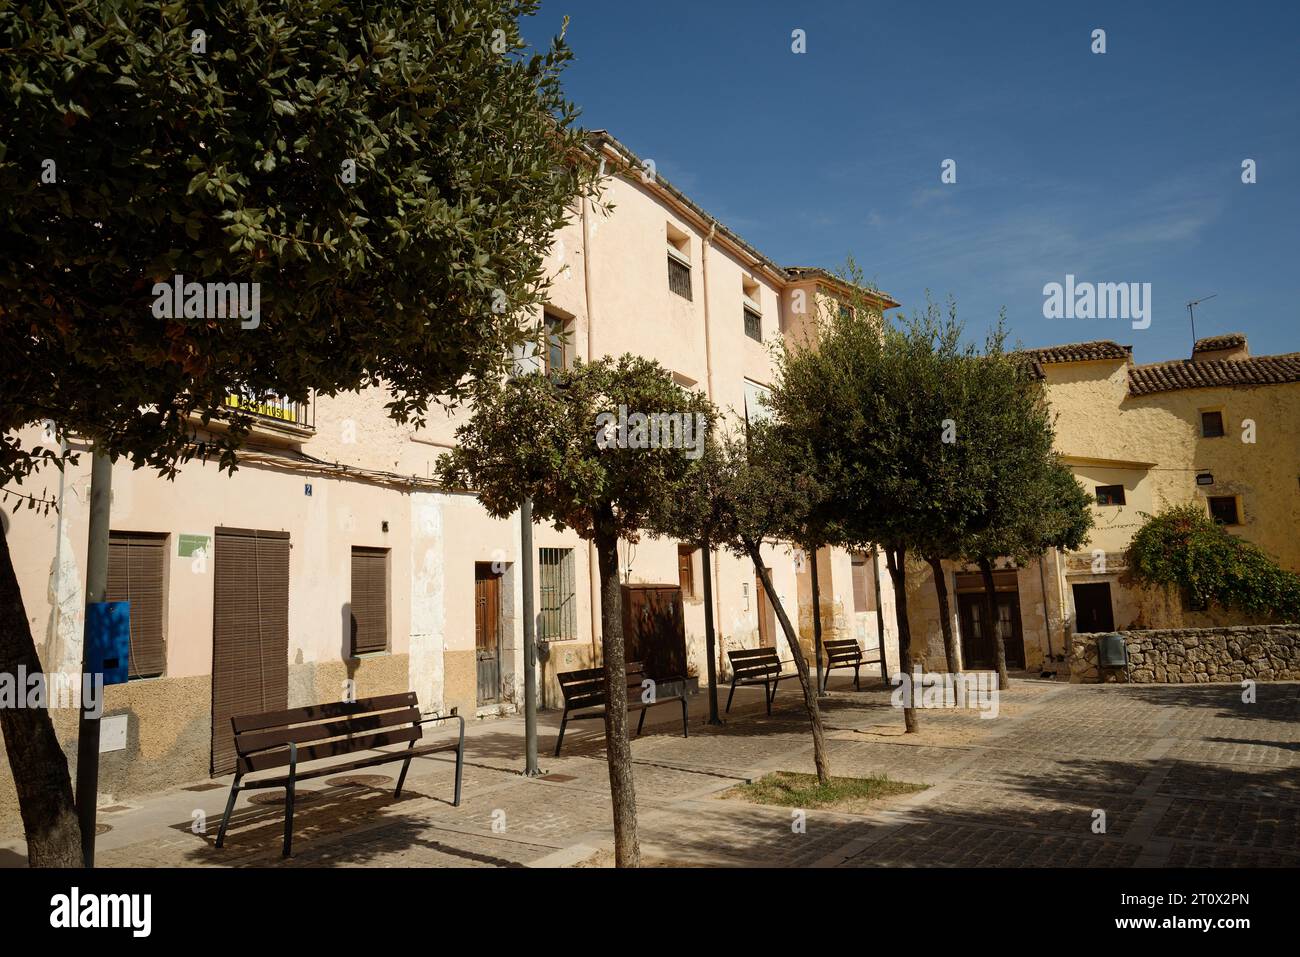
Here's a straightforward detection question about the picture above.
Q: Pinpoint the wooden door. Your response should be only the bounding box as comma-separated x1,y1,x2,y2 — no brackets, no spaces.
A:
210,528,289,775
1072,582,1115,633
958,592,1025,669
622,584,687,681
755,570,776,648
474,563,502,705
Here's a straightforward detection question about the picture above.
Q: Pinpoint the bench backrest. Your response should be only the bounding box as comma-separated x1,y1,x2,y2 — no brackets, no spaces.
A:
557,663,648,709
728,647,781,679
231,691,422,774
823,639,862,661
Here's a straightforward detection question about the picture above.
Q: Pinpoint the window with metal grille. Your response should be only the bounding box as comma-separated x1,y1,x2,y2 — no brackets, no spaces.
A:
350,547,389,655
539,547,577,641
743,306,762,342
106,531,167,678
1095,484,1126,506
1201,410,1225,438
1208,495,1240,526
850,551,876,612
667,255,693,301
544,311,570,375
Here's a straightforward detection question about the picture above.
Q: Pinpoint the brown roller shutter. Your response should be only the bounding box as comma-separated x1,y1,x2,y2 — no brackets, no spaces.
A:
210,527,290,776
350,547,389,655
106,532,167,678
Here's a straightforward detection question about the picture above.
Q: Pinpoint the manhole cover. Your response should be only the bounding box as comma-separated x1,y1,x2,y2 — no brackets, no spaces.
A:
326,774,392,788
95,823,112,836
249,790,320,806
539,773,577,783
183,782,225,792
99,805,132,814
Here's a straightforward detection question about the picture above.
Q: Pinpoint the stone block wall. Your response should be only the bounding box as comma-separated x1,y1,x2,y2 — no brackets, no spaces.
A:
1069,624,1300,683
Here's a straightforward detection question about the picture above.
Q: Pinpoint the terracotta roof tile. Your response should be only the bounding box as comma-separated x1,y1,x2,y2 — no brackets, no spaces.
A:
1192,333,1247,353
1020,340,1132,364
1128,354,1300,396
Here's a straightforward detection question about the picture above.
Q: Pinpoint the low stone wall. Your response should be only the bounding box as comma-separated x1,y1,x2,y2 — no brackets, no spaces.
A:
1070,624,1300,683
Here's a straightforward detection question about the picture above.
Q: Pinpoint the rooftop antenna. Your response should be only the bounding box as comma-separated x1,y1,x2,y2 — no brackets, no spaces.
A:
1186,294,1217,351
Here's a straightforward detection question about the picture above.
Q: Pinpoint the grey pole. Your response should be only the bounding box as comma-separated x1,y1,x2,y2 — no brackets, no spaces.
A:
520,497,540,776
75,446,111,867
810,545,826,696
700,538,722,725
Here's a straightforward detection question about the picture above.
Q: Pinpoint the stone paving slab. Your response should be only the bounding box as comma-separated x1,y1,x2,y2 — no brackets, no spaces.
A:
21,677,1291,869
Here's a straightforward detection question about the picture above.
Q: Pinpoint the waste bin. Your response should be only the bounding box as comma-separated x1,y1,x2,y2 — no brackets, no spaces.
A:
1097,633,1128,667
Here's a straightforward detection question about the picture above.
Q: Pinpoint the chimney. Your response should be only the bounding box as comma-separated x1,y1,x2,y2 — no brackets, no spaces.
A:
1191,333,1249,362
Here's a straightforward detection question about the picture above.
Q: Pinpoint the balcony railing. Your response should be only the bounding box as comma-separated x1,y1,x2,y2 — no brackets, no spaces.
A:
222,391,315,431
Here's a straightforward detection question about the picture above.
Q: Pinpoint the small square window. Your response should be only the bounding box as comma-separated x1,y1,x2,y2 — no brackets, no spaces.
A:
544,312,570,376
1208,496,1240,526
1095,484,1126,506
1201,410,1225,438
743,306,762,342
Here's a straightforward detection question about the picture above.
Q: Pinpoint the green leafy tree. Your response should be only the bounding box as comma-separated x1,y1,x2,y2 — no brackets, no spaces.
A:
438,355,716,867
957,350,1092,688
773,275,979,732
669,424,835,784
0,0,595,865
1126,505,1300,621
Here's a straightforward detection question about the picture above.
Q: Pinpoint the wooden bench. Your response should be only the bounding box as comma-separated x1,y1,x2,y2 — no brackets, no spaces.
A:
215,691,463,857
726,647,799,715
820,638,881,692
554,662,688,756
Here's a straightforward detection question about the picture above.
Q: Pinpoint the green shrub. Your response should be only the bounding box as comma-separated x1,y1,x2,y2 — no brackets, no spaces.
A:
1125,504,1300,621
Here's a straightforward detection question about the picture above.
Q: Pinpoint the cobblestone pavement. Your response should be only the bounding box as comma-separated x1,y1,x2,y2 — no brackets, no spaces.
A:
46,677,1299,869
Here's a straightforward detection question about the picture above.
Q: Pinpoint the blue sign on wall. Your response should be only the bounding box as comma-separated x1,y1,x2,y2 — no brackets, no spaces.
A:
86,601,130,686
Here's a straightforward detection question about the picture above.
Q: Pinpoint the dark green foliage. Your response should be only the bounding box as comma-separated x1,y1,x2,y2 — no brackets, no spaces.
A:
0,0,596,481
1126,505,1300,621
439,355,716,540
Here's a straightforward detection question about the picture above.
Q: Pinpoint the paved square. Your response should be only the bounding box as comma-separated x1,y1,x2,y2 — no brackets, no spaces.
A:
36,677,1299,869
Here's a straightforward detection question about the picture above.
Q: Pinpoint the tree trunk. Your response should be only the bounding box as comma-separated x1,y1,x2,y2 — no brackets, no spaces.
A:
593,514,640,867
884,546,919,732
978,556,1011,690
743,537,831,785
927,555,961,674
0,517,83,866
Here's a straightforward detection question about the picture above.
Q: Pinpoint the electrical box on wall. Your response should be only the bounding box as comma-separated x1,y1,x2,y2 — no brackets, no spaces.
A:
85,601,130,686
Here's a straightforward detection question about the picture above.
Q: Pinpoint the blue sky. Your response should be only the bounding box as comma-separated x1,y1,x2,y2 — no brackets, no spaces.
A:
524,0,1299,363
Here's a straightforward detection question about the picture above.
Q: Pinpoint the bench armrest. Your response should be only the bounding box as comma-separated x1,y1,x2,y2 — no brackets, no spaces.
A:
416,713,466,737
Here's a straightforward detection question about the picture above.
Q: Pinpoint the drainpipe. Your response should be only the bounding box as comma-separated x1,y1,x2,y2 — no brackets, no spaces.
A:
580,191,601,659
1038,553,1054,664
700,220,726,682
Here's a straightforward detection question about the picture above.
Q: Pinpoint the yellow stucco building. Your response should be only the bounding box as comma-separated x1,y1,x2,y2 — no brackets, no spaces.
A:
905,333,1300,674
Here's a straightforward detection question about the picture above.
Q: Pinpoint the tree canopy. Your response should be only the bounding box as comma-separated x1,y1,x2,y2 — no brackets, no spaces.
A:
1,0,597,482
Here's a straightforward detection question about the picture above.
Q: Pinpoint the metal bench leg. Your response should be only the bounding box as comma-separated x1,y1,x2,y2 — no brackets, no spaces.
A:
452,716,464,807
725,679,738,714
214,774,241,849
282,743,298,858
821,668,829,693
764,680,773,715
636,707,647,737
554,710,570,757
854,663,861,691
680,698,689,739
394,739,417,799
